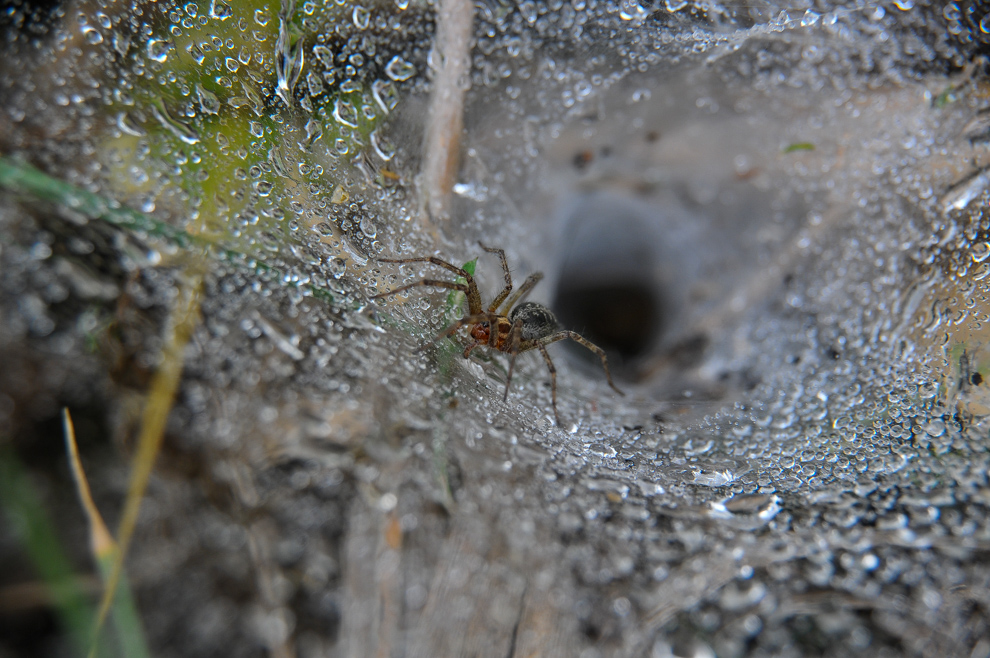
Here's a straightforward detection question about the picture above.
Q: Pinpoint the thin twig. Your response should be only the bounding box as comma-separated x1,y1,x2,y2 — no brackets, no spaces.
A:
419,0,474,223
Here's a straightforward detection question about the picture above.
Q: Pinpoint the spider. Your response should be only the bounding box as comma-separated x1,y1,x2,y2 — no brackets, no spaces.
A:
372,243,624,425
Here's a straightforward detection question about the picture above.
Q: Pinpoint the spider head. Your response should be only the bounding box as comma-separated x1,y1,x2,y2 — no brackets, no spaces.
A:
509,302,558,341
470,321,491,343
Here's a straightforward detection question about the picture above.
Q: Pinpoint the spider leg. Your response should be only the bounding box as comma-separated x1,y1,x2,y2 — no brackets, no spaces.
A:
479,243,514,313
426,312,498,347
537,331,624,396
499,272,544,313
537,344,562,426
377,255,483,313
502,319,523,401
371,279,468,300
377,255,471,279
463,340,481,359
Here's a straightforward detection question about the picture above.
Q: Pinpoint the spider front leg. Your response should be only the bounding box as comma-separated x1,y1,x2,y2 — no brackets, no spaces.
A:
375,255,484,314
499,272,544,315
479,243,515,313
371,278,469,301
537,331,625,396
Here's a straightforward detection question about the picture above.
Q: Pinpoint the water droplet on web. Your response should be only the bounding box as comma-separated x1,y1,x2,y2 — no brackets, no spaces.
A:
185,43,205,64
306,71,324,97
82,26,104,45
372,80,399,113
692,467,737,487
254,180,273,197
313,45,334,68
665,0,688,12
328,258,346,279
116,111,146,137
619,1,647,21
370,129,395,161
352,5,371,30
359,216,377,239
147,39,170,62
197,85,220,114
303,118,323,148
800,10,820,26
893,0,914,9
209,0,233,20
385,56,416,82
151,102,199,144
333,99,359,128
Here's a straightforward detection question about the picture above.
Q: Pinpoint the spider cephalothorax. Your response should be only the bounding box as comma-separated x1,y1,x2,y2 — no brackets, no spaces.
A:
372,243,623,425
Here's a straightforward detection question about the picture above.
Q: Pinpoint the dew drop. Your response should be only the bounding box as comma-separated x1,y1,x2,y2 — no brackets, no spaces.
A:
333,98,359,128
619,1,647,21
82,26,104,45
313,45,334,68
304,118,323,148
113,33,130,57
385,55,416,82
352,5,371,29
151,102,199,144
210,0,233,20
147,39,170,62
186,43,205,64
971,242,990,263
197,84,220,114
370,129,396,161
520,1,538,23
329,258,346,279
665,0,688,12
116,111,146,137
372,80,399,113
306,71,324,96
359,216,377,239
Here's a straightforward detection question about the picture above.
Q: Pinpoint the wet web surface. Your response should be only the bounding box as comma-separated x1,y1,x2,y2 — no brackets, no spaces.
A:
2,1,990,656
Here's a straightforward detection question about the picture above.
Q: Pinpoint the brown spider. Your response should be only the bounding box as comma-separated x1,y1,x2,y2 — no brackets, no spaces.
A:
372,243,624,425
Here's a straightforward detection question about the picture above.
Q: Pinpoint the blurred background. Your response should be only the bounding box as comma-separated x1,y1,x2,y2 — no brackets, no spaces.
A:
2,0,990,656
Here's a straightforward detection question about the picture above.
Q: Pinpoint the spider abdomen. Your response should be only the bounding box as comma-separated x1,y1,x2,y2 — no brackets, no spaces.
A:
509,302,558,341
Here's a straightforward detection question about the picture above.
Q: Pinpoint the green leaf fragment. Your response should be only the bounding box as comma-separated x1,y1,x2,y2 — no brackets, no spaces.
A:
783,142,815,153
